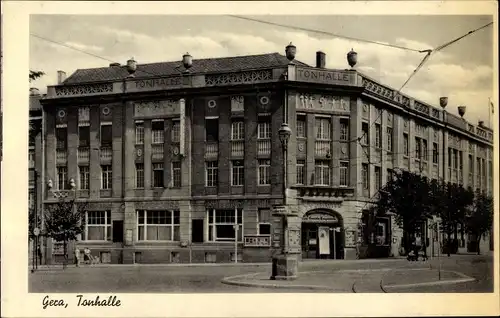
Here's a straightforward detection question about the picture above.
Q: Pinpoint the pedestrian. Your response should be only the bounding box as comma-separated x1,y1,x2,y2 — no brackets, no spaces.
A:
74,247,80,267
415,234,422,259
84,247,91,265
37,245,42,266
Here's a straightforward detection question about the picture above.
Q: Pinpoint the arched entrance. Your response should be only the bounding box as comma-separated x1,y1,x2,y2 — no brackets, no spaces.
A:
301,209,344,259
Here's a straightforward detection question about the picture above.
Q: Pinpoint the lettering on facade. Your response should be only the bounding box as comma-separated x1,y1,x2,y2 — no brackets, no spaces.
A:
302,212,339,224
134,100,180,118
297,94,350,112
244,235,271,247
296,67,353,85
129,77,182,92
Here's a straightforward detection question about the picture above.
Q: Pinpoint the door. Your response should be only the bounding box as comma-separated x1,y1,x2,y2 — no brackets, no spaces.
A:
301,224,318,259
112,220,124,243
192,219,204,243
318,226,330,258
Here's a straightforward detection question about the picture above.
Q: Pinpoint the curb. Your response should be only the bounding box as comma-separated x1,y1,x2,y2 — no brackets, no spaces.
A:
221,272,340,291
381,270,476,290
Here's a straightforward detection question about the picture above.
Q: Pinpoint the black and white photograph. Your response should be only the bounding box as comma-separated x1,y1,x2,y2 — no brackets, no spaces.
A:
1,1,499,317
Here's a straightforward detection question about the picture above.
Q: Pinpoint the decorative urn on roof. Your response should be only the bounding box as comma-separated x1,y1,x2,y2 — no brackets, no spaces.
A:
347,49,357,68
183,52,193,70
126,57,137,76
285,42,296,62
439,97,448,109
458,105,466,118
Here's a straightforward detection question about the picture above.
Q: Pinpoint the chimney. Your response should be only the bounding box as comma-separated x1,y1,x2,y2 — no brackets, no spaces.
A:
57,70,67,84
478,120,484,127
316,51,326,68
29,87,40,96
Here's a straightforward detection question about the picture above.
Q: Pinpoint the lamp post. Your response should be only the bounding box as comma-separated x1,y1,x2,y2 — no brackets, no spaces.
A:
270,123,293,280
439,97,451,257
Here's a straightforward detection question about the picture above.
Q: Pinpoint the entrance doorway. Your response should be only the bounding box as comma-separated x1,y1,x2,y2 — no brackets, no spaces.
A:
301,210,344,259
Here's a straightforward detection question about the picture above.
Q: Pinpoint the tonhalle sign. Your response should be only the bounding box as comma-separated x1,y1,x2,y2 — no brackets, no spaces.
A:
296,67,355,86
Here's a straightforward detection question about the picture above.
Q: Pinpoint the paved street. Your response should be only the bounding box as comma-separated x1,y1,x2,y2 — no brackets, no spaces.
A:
29,254,493,293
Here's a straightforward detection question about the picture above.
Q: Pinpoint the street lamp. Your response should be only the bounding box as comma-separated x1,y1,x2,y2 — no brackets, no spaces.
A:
278,123,292,206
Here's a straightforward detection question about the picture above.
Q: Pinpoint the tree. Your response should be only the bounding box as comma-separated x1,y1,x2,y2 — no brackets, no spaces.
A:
438,182,474,255
43,198,87,268
376,169,433,254
464,191,493,255
29,70,45,82
28,207,41,238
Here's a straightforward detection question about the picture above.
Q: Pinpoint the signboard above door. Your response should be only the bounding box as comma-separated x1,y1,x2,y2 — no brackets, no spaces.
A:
302,211,339,224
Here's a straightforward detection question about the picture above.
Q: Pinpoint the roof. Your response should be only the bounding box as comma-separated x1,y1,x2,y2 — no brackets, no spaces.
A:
63,53,310,84
30,95,43,112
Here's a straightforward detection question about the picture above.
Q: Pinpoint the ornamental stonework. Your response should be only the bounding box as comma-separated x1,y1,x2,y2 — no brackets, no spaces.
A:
205,70,272,86
55,83,113,96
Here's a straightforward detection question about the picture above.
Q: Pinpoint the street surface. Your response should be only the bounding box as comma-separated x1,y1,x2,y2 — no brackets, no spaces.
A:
29,254,493,293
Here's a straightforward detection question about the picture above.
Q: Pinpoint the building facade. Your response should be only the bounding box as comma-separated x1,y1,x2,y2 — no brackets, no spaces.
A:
36,47,494,264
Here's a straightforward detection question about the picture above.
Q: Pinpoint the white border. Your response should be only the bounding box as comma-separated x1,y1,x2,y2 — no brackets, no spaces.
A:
2,1,499,317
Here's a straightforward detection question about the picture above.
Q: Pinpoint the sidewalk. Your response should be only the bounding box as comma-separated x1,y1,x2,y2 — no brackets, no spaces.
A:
221,266,476,293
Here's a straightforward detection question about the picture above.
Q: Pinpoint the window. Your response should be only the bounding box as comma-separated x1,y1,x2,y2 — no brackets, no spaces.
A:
257,120,271,139
433,143,439,164
375,124,381,148
29,149,35,168
171,120,180,142
79,166,89,190
422,140,428,161
314,160,330,185
101,165,112,189
205,118,219,142
296,160,305,185
296,117,306,138
206,161,218,187
374,166,381,192
231,160,244,186
135,121,144,144
100,123,112,146
172,162,181,188
340,118,349,141
152,163,164,188
136,163,144,188
340,161,349,186
476,158,481,187
29,191,35,210
315,118,331,140
415,137,422,159
79,126,90,147
258,159,271,185
361,122,369,145
231,121,245,140
78,107,90,124
403,133,409,156
137,210,180,241
56,127,67,149
386,127,393,152
448,148,452,167
458,151,463,171
362,164,369,190
207,209,243,242
468,155,473,174
152,120,164,144
387,169,393,184
257,209,271,235
453,149,458,169
84,211,111,241
57,166,68,190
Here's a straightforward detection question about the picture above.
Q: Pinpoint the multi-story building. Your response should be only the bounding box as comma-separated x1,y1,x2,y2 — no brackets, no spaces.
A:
37,45,494,264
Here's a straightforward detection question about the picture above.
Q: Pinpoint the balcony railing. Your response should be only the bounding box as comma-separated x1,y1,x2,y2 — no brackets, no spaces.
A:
205,142,218,159
100,147,112,161
152,144,164,161
56,149,67,163
231,140,244,157
257,139,271,156
315,140,331,157
78,147,89,162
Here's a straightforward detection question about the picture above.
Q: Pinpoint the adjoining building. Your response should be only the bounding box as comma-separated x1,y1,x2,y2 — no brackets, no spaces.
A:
34,44,494,264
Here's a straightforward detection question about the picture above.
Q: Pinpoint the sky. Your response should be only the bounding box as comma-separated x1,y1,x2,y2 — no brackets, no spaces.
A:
29,15,494,126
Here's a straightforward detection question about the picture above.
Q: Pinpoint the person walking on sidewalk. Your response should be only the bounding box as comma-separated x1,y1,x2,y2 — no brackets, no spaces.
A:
74,247,81,267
